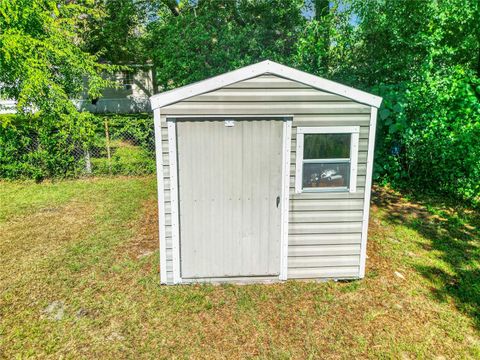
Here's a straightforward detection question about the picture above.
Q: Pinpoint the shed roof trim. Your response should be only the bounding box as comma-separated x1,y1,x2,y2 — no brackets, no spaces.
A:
150,60,382,110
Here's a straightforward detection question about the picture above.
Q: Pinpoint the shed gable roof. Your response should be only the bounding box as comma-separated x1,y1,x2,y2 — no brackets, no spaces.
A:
150,60,382,110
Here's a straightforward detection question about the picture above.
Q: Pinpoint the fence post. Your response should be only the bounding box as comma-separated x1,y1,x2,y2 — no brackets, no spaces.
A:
84,148,92,174
104,118,111,172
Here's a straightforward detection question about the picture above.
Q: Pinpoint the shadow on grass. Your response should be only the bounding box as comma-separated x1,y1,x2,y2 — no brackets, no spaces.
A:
372,187,480,327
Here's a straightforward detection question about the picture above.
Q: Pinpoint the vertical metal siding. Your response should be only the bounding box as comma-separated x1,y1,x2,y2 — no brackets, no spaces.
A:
176,120,283,279
159,75,373,283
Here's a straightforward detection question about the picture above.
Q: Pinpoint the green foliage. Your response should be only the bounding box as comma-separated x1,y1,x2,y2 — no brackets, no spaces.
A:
147,0,306,90
348,0,480,204
0,0,114,113
1,0,479,204
98,114,155,150
293,1,351,77
0,113,96,181
293,19,330,75
82,0,154,63
348,0,479,87
91,145,155,176
89,114,156,176
375,68,480,202
0,114,154,180
144,0,479,203
0,0,117,181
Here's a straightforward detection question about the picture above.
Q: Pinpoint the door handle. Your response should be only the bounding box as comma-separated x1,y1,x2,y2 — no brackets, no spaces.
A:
276,196,280,208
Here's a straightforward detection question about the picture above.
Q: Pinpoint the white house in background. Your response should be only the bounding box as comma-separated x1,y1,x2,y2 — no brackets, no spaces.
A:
76,65,155,114
0,65,155,115
0,99,17,114
0,84,16,114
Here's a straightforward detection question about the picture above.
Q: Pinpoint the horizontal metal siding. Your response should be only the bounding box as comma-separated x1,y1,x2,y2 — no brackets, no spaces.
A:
291,190,365,200
289,233,361,245
289,211,363,223
158,74,371,283
289,245,361,256
290,198,364,211
224,75,311,89
291,118,371,130
288,267,359,279
288,114,369,279
289,255,360,268
289,222,363,234
162,101,370,115
184,88,347,102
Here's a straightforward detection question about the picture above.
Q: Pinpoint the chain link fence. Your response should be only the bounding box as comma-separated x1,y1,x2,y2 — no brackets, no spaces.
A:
0,113,156,180
77,115,156,177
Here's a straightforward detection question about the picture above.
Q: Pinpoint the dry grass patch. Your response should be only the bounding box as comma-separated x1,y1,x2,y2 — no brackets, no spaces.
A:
0,202,94,281
0,178,479,359
118,198,159,261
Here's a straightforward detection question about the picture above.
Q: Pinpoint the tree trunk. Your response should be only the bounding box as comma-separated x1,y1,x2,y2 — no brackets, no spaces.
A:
162,0,180,16
314,0,330,72
314,0,330,20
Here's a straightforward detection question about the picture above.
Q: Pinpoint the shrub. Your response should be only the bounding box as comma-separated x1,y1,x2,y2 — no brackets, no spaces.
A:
91,141,155,176
0,113,95,181
374,67,480,205
87,114,155,176
0,113,155,180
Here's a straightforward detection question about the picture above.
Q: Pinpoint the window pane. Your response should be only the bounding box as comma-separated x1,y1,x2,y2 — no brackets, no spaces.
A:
302,162,350,189
303,134,350,159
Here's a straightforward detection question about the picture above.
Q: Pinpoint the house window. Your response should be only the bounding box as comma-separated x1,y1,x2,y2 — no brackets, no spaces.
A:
122,71,134,90
295,126,360,193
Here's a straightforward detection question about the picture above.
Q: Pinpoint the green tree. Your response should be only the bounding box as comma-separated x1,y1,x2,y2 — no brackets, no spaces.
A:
146,0,306,90
0,0,113,113
345,0,480,203
82,0,156,64
0,0,115,180
293,0,353,78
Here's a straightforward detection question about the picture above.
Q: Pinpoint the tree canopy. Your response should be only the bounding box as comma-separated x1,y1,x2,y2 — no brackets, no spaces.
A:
0,0,113,114
146,0,307,90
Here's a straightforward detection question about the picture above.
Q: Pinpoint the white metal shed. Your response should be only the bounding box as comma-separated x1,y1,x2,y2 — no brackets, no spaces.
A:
149,60,382,285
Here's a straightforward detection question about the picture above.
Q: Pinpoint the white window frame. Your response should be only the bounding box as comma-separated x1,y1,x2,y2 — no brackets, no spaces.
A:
295,126,360,194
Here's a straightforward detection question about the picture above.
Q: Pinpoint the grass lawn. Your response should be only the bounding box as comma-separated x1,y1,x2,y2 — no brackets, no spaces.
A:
0,176,479,358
